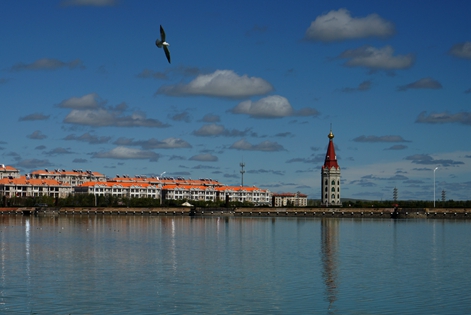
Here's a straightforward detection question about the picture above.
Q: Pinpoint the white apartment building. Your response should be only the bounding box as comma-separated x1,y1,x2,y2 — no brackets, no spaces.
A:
0,176,72,198
272,192,308,207
31,169,106,186
0,164,20,179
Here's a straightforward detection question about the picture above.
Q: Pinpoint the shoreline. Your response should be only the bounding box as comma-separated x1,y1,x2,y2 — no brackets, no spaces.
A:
1,206,470,219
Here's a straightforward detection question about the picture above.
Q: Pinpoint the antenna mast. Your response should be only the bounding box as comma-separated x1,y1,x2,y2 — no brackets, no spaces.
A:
240,159,245,186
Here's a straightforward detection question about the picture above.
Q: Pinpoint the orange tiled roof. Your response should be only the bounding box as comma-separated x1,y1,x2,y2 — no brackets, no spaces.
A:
214,186,268,192
0,165,19,172
78,181,157,188
109,176,223,187
31,169,104,176
162,184,209,190
0,176,70,186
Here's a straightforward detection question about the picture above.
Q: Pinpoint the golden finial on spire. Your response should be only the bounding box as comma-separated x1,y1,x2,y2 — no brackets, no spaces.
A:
328,124,334,139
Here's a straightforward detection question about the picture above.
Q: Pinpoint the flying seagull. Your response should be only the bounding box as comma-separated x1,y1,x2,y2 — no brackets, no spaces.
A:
155,25,171,63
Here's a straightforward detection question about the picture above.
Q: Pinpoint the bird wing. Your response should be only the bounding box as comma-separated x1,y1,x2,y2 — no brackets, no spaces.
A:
163,46,171,63
160,25,166,42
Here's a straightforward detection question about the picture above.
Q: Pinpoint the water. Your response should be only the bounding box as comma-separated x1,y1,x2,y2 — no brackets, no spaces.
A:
1,215,470,314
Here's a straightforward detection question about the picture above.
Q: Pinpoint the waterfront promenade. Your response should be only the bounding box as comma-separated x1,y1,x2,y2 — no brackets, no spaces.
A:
1,206,470,219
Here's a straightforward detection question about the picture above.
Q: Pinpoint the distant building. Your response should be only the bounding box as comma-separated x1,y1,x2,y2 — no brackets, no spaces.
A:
215,186,271,205
272,192,307,207
0,175,72,198
75,176,271,205
0,166,273,205
75,181,160,199
0,164,20,179
30,169,106,186
321,129,341,206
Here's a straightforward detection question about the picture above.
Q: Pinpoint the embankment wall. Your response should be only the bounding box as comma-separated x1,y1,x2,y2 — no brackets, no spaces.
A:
1,206,470,219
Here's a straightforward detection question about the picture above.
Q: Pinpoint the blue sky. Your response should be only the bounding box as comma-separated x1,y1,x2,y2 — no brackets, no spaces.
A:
1,0,470,201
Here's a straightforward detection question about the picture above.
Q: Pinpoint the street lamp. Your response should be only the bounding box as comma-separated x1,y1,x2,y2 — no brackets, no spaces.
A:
433,167,439,208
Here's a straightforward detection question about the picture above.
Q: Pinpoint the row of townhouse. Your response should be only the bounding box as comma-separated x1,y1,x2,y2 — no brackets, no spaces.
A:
75,181,160,199
75,181,271,205
31,168,106,186
160,184,271,204
0,165,304,206
0,176,72,198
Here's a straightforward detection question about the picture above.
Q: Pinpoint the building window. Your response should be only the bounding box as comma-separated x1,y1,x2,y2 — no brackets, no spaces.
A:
331,194,335,199
325,187,327,192
331,180,335,185
331,187,335,192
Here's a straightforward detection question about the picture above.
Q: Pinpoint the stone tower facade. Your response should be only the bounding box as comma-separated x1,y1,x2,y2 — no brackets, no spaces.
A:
321,129,341,206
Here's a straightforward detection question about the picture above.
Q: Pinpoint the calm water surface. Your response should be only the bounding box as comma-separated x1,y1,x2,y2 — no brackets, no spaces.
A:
1,215,470,314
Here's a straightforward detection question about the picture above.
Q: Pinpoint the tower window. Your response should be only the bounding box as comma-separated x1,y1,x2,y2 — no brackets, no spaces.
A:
331,187,335,192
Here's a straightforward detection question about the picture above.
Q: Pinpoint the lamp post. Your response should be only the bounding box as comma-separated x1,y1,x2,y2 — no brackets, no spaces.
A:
433,167,439,208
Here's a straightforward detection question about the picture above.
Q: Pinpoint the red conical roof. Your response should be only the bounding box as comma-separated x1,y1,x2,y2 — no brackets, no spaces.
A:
322,131,339,169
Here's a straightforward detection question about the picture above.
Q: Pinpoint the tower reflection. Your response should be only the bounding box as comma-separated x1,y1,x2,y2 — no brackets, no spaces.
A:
321,218,339,310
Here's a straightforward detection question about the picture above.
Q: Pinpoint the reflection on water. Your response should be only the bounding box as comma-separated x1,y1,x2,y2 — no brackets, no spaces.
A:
0,215,471,314
321,218,338,311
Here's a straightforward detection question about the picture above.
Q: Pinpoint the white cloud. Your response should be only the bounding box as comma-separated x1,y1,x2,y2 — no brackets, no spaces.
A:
9,58,85,71
231,95,293,118
449,42,471,59
61,0,117,6
230,95,319,119
384,145,408,150
193,124,225,136
156,70,273,99
17,159,52,170
64,132,111,144
305,8,395,42
229,139,285,151
58,93,101,109
93,146,160,160
353,135,410,143
338,45,414,70
45,147,74,155
192,124,254,137
397,77,442,91
27,130,47,140
19,113,50,121
113,137,191,149
340,80,372,93
63,109,169,128
415,111,471,125
189,154,218,162
199,114,220,123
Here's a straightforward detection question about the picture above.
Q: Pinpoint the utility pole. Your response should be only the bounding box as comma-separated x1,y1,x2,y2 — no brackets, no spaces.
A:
433,167,439,208
240,161,245,186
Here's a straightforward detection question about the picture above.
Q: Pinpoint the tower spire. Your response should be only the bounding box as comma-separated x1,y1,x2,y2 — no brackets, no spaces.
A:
323,128,338,169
